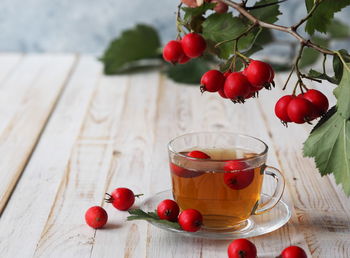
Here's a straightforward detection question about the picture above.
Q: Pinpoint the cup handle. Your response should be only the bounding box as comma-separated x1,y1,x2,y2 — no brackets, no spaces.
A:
252,166,285,215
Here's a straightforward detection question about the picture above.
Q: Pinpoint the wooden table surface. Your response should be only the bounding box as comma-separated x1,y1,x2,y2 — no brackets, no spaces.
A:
0,53,349,258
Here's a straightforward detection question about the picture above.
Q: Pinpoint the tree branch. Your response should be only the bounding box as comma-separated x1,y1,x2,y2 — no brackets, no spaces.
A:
218,0,334,55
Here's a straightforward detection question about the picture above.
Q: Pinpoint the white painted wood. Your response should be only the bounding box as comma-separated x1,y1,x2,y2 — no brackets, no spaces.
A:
0,53,22,84
0,56,349,257
0,54,76,213
0,56,101,257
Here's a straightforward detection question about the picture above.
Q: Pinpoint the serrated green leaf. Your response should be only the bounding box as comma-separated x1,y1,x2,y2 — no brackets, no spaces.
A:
333,49,350,84
166,58,210,84
303,111,350,196
182,2,216,23
127,209,182,230
305,0,350,35
101,24,161,75
250,0,282,23
327,19,350,39
308,69,338,84
202,14,256,59
334,62,350,119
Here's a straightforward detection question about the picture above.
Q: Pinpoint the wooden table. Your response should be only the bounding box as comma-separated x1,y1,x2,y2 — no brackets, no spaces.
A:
0,53,349,258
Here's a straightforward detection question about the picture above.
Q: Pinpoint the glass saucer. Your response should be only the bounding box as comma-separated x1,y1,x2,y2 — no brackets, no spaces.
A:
141,189,291,240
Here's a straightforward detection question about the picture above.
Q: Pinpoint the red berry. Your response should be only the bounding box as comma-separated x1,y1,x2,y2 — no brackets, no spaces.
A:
200,70,225,92
300,89,328,116
157,199,180,222
178,209,203,232
218,88,229,98
287,97,315,124
228,238,257,258
212,0,228,13
181,33,207,58
85,206,108,229
170,162,204,178
245,60,272,88
105,188,136,211
224,161,254,190
281,246,307,258
178,54,191,64
224,72,251,100
162,40,185,64
187,150,211,159
223,71,232,78
275,95,295,123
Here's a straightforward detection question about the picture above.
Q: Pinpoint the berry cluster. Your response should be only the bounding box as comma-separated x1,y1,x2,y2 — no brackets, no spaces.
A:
227,239,307,258
275,89,329,125
200,60,275,103
182,0,228,13
162,33,206,64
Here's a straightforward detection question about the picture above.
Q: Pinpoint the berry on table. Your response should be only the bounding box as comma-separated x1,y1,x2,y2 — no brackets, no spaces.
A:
200,70,226,93
280,245,307,258
85,206,108,229
181,33,207,58
157,199,180,222
162,40,185,64
105,187,142,211
227,238,257,258
178,209,203,232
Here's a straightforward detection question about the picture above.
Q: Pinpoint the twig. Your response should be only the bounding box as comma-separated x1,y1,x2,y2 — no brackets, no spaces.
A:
217,0,334,55
245,0,287,11
282,65,295,90
291,0,322,31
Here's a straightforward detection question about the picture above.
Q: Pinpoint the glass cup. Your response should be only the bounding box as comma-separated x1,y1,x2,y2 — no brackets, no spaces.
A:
168,132,285,231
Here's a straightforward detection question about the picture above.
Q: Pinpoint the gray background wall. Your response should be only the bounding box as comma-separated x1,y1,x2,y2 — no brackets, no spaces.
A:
0,0,348,54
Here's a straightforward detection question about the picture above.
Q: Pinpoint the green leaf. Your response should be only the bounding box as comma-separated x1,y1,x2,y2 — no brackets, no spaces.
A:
333,50,350,84
327,19,350,39
100,24,161,75
333,62,350,119
305,0,350,35
299,37,328,68
166,58,210,84
182,2,216,23
250,0,282,23
127,209,182,230
308,69,338,84
303,111,350,196
202,14,257,59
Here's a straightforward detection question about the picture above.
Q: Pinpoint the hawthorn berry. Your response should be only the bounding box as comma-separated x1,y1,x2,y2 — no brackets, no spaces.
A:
200,70,225,92
299,89,328,116
275,95,295,123
218,88,229,98
178,209,203,232
178,54,191,64
170,162,204,178
181,33,207,58
157,199,180,222
211,0,228,13
223,161,254,190
287,97,315,124
105,187,142,211
224,72,251,101
244,60,272,89
85,206,108,229
187,150,211,159
227,238,257,258
280,246,307,258
162,40,185,64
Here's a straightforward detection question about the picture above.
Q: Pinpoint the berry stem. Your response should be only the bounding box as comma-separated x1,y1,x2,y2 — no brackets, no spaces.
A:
134,194,144,198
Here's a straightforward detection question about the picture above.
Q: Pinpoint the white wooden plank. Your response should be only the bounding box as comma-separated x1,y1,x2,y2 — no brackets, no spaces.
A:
0,53,22,84
0,56,102,258
0,54,76,213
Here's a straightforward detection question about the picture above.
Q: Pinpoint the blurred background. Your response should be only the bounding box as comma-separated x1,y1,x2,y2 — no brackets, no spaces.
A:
1,0,349,55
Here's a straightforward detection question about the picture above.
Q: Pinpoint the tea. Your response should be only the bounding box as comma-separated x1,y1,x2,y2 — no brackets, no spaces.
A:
170,148,264,230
